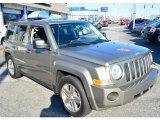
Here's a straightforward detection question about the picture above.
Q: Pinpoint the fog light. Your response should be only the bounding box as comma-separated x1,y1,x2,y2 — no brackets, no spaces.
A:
107,92,119,101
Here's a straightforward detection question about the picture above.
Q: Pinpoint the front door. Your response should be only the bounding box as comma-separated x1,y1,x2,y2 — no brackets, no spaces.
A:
24,25,53,86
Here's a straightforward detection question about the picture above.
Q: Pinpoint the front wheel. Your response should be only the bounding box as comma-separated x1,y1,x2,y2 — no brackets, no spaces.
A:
59,75,91,117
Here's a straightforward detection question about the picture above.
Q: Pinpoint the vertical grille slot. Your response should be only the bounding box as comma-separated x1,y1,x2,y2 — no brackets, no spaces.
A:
135,60,140,78
139,58,144,76
143,57,147,74
148,54,151,70
137,59,142,77
146,55,149,72
130,61,135,80
124,63,131,82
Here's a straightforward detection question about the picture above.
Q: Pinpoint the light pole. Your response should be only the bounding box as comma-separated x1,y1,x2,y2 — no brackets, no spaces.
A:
132,3,136,30
144,3,146,18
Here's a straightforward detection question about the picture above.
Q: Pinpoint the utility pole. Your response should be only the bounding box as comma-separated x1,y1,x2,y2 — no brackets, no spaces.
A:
144,3,146,18
132,3,136,30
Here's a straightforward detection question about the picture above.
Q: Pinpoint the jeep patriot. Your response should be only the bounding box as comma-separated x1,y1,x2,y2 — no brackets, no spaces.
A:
3,20,159,117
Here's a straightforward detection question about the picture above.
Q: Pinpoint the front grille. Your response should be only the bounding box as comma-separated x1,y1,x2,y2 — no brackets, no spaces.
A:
124,53,152,82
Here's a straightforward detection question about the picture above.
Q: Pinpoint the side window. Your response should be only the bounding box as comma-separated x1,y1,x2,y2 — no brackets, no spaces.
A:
30,26,48,45
15,25,27,43
6,24,15,40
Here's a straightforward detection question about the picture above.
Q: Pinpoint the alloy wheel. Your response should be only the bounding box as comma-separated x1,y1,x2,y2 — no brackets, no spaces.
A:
61,84,82,113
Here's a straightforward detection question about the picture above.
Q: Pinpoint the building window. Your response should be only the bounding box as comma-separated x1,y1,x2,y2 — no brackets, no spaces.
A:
3,13,20,25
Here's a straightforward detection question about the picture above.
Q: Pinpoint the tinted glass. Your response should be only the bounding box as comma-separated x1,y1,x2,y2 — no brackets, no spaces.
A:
149,20,160,27
30,26,48,44
6,24,15,40
50,22,107,48
15,26,27,42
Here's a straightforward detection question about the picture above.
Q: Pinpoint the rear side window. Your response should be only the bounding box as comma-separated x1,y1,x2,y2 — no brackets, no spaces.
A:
6,24,15,40
15,25,27,42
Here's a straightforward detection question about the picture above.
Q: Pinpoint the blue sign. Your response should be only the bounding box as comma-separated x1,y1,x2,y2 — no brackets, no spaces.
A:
101,7,108,12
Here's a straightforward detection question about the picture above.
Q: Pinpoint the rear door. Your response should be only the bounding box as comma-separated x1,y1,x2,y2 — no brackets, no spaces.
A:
5,24,28,68
13,25,28,67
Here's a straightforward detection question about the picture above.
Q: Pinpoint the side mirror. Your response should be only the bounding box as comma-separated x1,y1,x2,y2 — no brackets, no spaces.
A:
101,32,107,38
33,39,49,49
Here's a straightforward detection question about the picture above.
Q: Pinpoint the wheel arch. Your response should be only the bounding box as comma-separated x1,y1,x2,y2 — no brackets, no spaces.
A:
53,61,97,110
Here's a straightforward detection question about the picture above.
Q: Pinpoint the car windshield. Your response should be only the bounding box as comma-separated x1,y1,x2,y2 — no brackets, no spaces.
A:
149,20,160,27
50,22,108,48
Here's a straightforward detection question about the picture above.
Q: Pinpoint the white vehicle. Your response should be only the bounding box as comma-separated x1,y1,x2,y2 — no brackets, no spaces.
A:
0,25,7,45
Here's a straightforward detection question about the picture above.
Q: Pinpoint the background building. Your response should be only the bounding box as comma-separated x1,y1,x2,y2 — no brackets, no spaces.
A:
0,3,70,28
68,7,99,22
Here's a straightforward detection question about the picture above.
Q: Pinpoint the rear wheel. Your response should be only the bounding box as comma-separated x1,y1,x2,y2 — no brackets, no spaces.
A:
7,55,22,79
59,75,91,117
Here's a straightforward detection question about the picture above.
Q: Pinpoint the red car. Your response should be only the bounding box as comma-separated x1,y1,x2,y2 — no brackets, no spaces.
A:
100,20,108,27
119,19,130,26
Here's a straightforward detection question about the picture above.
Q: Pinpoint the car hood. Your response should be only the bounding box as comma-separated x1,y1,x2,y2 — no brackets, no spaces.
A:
60,41,150,66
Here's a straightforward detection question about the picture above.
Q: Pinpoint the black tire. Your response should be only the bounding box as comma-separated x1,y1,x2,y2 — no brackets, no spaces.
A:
1,37,4,45
59,75,91,117
7,55,22,79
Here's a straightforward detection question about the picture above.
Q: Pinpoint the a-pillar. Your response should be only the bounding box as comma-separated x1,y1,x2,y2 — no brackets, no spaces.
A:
23,6,27,20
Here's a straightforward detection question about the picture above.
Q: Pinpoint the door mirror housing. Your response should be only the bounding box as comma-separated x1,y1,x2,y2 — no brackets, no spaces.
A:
33,39,49,49
101,32,107,38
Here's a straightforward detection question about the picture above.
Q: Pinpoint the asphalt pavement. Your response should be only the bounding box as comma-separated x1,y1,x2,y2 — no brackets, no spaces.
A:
0,26,160,117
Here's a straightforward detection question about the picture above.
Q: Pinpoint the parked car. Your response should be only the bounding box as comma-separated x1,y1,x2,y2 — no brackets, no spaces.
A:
119,19,130,26
100,20,108,27
0,25,7,45
141,20,160,43
133,20,153,34
113,19,119,24
128,18,148,30
108,19,113,24
3,20,158,117
93,22,102,30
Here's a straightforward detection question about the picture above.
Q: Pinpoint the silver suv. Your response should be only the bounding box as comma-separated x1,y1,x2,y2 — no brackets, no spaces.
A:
3,20,159,117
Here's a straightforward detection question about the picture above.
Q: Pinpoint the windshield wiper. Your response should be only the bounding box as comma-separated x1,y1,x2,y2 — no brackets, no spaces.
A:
60,41,90,48
88,39,108,44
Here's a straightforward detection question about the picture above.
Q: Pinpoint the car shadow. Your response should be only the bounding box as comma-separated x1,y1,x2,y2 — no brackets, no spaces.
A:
130,38,160,64
40,95,70,117
0,61,6,68
123,29,141,37
0,69,8,82
0,60,8,83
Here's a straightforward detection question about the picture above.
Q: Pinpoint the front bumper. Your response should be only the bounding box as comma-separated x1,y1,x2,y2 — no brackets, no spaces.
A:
91,65,159,110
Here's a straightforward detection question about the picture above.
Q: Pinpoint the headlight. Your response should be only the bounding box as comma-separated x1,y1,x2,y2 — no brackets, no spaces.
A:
111,64,123,80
